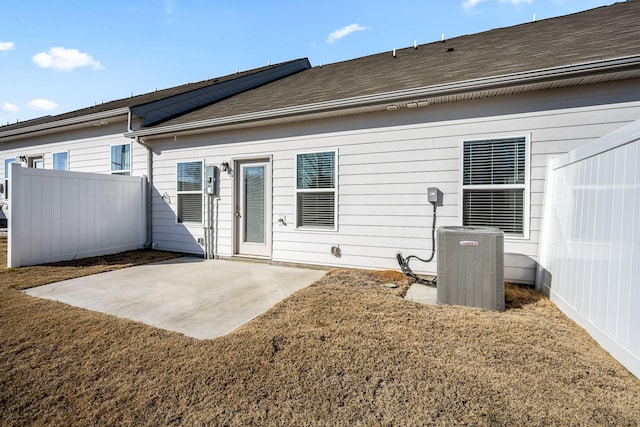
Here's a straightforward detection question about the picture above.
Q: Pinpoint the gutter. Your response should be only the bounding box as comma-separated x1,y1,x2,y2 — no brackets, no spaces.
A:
0,108,130,141
126,55,640,139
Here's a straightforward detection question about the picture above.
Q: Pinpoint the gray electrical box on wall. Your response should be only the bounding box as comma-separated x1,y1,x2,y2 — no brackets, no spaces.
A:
205,165,218,195
427,187,443,206
437,226,505,311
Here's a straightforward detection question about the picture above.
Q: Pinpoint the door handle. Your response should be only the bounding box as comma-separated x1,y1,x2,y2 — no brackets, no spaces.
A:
235,208,241,218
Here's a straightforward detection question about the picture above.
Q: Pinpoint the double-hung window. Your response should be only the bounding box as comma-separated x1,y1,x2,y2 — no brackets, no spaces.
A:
177,161,203,224
296,151,337,230
111,144,131,175
462,136,529,237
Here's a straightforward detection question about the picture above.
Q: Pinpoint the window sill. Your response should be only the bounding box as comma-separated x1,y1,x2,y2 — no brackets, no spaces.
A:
295,226,338,233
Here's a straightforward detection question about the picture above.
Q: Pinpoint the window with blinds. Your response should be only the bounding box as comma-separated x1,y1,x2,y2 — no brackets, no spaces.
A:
177,161,203,223
462,137,528,236
296,151,336,229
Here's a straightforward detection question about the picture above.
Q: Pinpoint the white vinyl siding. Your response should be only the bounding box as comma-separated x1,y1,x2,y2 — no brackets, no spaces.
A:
136,81,639,279
295,151,337,230
177,161,203,224
462,136,529,237
110,143,131,175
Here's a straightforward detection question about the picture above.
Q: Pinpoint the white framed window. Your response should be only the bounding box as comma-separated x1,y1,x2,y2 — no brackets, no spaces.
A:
3,158,15,200
111,144,131,175
461,136,530,238
177,161,203,224
295,150,337,230
53,151,69,171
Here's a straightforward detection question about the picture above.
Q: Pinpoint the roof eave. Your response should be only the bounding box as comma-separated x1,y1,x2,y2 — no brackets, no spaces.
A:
127,55,640,140
0,108,130,141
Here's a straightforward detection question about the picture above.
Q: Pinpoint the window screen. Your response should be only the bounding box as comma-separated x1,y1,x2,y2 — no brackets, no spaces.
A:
296,151,336,229
177,161,203,223
462,137,527,235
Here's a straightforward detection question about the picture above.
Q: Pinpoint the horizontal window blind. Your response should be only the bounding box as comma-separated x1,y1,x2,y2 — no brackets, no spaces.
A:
297,192,335,228
177,162,203,192
297,152,335,189
296,151,336,229
463,137,526,185
177,193,203,223
244,166,265,244
462,137,527,236
177,161,202,223
463,189,524,234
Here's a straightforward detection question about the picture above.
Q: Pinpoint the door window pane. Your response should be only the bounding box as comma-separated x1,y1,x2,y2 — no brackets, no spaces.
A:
243,166,265,243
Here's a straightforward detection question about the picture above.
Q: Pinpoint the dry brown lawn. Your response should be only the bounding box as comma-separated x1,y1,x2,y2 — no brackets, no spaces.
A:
1,236,639,426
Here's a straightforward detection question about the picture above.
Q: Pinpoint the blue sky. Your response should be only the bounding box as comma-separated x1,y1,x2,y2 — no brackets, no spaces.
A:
0,0,615,125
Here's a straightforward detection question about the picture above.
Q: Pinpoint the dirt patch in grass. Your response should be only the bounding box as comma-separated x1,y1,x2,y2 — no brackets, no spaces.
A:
1,240,181,291
1,236,639,426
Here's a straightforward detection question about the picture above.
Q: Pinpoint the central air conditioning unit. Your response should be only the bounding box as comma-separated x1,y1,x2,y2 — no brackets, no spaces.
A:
437,226,505,311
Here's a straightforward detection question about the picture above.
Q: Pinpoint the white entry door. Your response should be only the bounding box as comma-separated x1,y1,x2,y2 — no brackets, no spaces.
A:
236,159,272,257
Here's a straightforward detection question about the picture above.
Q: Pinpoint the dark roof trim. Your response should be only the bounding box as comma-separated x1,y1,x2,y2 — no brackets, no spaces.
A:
131,58,311,127
0,108,129,140
0,59,311,141
127,55,640,139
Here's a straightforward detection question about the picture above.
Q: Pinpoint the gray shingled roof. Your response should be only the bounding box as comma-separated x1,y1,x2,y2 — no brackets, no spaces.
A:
0,59,309,133
152,1,640,129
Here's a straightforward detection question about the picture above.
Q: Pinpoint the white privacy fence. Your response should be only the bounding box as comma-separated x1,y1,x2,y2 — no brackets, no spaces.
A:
537,119,640,378
7,164,146,267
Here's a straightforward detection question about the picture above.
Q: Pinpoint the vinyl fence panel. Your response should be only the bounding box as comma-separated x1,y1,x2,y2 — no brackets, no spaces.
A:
7,164,146,267
537,119,640,378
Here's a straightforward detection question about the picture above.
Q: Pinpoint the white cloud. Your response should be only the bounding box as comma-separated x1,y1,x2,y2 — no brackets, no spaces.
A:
464,0,531,9
27,99,58,111
499,0,532,4
164,0,176,14
463,0,487,10
32,47,103,71
2,102,19,113
0,41,15,52
327,24,368,44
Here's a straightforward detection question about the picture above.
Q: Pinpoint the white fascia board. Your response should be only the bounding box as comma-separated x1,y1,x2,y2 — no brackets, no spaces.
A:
127,55,640,139
0,108,130,140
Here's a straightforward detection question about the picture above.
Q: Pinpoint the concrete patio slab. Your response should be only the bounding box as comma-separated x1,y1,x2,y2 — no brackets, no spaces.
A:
25,257,326,339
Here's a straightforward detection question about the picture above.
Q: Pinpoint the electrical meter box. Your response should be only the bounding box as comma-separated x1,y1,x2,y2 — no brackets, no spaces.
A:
205,165,218,195
427,187,443,206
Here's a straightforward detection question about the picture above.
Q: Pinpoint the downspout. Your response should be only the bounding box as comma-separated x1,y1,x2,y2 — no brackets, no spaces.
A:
136,136,153,248
129,109,153,248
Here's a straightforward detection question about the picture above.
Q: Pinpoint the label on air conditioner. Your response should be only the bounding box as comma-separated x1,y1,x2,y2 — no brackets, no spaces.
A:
459,240,479,246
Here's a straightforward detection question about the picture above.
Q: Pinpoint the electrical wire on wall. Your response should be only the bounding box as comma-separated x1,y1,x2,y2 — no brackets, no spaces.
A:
397,198,438,287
